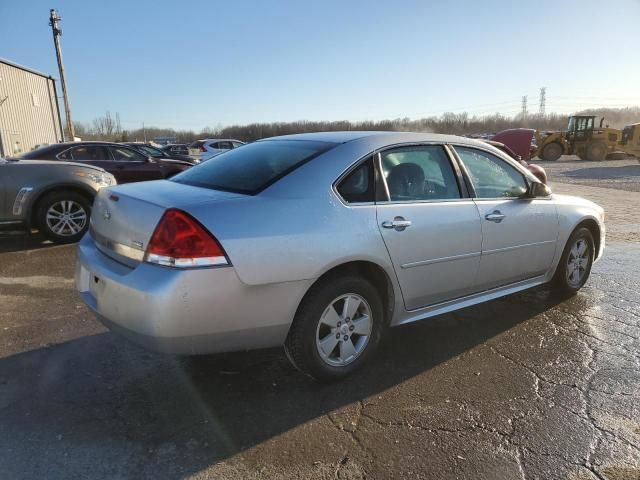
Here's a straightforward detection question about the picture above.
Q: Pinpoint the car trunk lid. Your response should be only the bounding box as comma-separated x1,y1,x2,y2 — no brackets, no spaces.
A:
90,180,243,267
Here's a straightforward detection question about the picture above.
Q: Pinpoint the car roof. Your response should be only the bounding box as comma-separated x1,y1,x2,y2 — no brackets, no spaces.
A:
261,130,491,148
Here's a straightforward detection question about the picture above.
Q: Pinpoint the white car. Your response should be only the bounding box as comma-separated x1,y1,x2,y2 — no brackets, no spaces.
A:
188,139,245,162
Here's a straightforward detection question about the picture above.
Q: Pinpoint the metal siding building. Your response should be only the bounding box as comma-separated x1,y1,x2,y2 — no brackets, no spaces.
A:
0,58,63,157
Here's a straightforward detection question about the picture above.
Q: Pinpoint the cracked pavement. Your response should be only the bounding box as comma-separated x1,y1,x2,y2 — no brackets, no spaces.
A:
1,158,639,479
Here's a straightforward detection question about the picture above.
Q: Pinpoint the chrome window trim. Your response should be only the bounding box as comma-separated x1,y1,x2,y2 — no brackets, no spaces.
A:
12,187,33,215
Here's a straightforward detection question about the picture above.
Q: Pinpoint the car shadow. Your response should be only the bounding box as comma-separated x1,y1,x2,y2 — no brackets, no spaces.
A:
0,286,569,478
0,230,58,253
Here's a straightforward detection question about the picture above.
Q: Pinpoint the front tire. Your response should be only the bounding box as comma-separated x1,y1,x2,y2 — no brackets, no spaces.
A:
36,191,91,244
284,274,384,381
552,227,595,295
540,142,563,161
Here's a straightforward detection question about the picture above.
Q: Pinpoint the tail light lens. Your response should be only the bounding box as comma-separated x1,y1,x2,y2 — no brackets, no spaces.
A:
144,209,229,268
199,145,207,152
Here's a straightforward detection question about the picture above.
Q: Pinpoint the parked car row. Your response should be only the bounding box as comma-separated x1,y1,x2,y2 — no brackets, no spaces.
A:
188,138,245,162
18,142,193,184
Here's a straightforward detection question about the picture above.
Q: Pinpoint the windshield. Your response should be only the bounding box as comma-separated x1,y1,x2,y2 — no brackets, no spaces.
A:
171,140,335,194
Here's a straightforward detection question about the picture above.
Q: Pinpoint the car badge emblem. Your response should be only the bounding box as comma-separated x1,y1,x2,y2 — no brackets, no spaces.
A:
103,209,111,220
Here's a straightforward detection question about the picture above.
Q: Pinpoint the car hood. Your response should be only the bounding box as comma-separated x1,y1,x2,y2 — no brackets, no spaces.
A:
6,158,110,173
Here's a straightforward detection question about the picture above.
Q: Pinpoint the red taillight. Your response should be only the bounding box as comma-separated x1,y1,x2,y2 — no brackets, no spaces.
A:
144,209,228,268
199,145,207,152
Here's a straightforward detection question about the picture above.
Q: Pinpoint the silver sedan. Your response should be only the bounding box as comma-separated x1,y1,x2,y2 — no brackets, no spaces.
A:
76,132,605,381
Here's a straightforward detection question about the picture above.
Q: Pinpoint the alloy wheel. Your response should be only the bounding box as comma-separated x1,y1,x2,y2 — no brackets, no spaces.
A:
46,200,88,237
566,238,590,288
315,293,372,367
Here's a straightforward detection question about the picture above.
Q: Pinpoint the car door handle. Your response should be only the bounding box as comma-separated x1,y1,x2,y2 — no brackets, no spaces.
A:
382,218,412,230
485,210,506,223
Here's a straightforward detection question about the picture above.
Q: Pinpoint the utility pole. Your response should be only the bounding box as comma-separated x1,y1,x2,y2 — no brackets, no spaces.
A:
49,9,75,141
539,87,547,116
521,95,528,118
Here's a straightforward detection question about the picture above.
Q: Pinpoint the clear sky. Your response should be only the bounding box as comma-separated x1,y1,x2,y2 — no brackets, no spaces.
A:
1,0,639,131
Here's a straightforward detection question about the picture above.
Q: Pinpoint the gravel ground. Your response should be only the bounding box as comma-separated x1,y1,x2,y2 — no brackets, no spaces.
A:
0,160,639,479
537,156,640,193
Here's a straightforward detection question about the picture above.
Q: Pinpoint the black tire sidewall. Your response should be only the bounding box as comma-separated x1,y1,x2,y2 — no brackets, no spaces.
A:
542,143,562,161
553,227,595,294
286,275,384,381
36,191,91,244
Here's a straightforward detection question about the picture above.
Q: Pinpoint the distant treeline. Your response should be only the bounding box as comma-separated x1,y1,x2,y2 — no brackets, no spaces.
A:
74,106,640,143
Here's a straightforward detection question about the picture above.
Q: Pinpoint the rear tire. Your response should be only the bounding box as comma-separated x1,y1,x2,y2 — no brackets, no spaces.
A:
36,191,91,244
586,142,607,161
284,274,384,382
541,142,563,161
551,227,595,295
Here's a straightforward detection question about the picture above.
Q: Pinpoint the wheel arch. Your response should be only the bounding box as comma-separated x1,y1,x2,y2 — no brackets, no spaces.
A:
28,183,96,229
575,218,602,260
297,260,396,329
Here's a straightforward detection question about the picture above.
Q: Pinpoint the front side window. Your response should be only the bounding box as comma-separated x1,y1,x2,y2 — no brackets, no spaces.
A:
336,157,375,203
70,146,109,161
380,145,460,201
110,147,146,162
138,145,163,157
172,139,334,194
455,147,527,199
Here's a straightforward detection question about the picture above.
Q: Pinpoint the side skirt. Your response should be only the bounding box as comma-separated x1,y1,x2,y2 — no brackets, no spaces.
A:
393,275,547,327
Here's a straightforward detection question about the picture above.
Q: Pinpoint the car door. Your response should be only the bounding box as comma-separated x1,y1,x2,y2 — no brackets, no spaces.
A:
454,146,559,290
107,146,164,183
375,145,483,310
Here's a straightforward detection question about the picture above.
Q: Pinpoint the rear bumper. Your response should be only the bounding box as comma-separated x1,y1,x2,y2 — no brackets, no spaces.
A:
75,234,310,355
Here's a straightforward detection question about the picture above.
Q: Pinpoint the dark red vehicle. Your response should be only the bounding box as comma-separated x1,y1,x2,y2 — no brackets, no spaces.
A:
485,129,548,184
483,139,548,184
18,142,192,183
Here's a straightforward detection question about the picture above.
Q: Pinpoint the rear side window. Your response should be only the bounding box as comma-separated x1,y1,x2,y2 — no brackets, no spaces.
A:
337,157,375,203
381,145,460,201
172,140,335,194
70,146,110,161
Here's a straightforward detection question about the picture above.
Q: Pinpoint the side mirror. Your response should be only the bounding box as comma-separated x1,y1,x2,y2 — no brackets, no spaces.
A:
527,181,552,198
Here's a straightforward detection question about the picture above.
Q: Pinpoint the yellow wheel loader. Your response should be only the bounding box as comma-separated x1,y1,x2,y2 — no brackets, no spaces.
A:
535,115,638,161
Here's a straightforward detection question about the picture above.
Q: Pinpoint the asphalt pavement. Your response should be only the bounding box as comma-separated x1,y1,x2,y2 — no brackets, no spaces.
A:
1,157,639,479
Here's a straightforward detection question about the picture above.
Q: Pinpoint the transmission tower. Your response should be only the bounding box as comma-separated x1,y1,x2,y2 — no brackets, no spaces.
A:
539,87,547,116
521,96,528,117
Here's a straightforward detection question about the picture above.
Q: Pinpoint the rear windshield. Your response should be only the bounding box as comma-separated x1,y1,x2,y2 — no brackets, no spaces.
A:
189,141,204,148
171,140,335,194
18,145,61,159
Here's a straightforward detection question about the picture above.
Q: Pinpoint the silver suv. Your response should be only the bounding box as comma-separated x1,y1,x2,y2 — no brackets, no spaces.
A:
0,157,116,243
